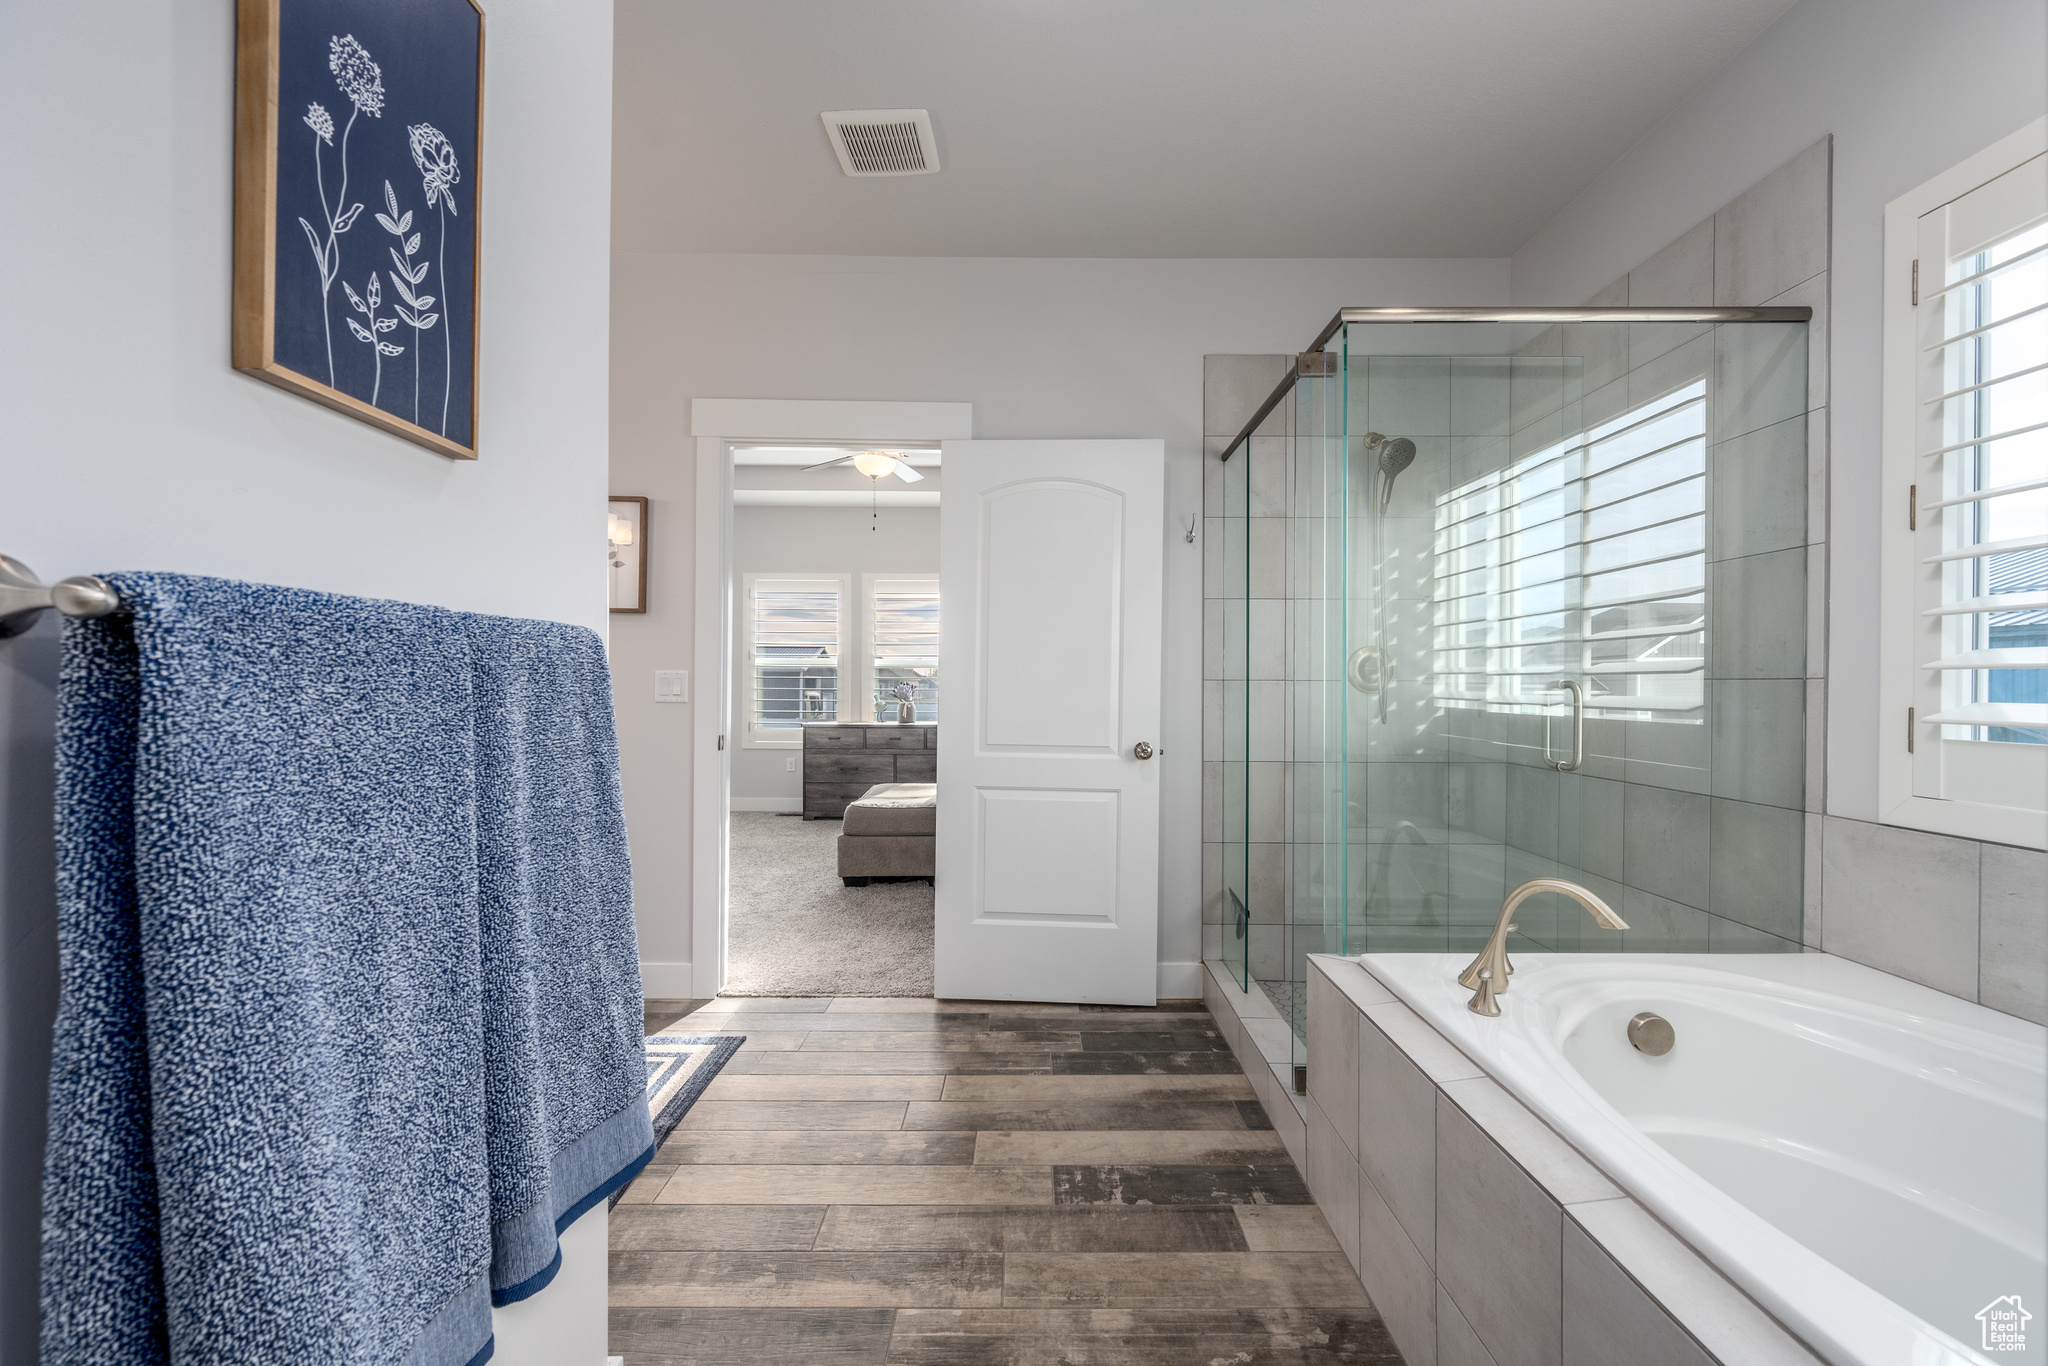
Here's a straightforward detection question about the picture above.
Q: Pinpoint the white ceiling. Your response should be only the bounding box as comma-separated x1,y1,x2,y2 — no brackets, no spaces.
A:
612,0,1796,259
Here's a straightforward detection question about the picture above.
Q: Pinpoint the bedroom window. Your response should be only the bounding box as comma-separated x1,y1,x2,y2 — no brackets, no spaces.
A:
1881,120,2047,848
745,574,850,747
868,576,939,722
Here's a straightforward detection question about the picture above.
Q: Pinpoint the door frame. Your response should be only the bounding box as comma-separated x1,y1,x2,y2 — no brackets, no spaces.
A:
686,399,973,999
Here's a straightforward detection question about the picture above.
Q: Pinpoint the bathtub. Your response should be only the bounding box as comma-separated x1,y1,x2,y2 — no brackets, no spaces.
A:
1355,951,2047,1366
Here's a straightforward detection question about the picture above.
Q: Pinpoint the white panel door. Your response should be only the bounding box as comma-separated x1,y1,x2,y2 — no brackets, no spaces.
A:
936,439,1164,1005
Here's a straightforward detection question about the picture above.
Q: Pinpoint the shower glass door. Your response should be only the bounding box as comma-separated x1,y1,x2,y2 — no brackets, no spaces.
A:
1279,359,1348,1067
1211,311,1809,1073
1342,315,1810,961
1221,437,1250,991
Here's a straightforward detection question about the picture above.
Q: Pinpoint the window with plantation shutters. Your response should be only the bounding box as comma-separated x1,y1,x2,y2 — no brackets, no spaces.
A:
868,576,939,722
744,574,849,746
1883,124,2048,848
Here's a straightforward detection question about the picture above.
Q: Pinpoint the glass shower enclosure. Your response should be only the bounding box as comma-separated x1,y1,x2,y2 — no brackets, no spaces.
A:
1215,307,1813,1078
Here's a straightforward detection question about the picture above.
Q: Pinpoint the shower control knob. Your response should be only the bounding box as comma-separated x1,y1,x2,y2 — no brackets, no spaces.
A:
1132,742,1154,760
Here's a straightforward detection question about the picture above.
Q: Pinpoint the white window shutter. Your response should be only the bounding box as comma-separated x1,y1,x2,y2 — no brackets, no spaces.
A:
1910,151,2048,819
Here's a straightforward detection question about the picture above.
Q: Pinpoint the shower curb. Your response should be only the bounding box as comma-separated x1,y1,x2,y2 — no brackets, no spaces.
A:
1202,959,1309,1169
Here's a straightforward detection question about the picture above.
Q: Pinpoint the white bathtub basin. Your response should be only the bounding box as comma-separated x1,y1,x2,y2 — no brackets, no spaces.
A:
1355,952,2047,1366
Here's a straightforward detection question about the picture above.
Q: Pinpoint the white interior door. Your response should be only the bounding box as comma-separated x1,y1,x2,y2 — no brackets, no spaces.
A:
935,439,1164,1005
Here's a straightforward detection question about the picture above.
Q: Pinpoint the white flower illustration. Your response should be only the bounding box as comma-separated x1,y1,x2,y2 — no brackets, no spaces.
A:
408,124,461,213
409,123,463,435
328,35,384,117
303,102,334,145
378,180,440,425
344,271,404,404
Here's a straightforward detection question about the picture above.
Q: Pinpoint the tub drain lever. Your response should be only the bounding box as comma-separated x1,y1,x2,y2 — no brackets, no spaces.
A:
1628,1011,1675,1056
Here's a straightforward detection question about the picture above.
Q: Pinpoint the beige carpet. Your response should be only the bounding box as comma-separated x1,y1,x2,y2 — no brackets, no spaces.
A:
723,812,935,996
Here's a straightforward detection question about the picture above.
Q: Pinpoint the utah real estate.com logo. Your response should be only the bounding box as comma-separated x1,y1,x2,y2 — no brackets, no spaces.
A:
1980,1296,2032,1353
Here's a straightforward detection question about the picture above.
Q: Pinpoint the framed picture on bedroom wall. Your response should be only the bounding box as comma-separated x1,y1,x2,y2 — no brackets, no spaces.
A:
609,497,648,613
231,0,485,460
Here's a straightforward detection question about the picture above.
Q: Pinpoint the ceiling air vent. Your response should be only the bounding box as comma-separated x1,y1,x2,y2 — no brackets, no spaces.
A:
821,109,940,177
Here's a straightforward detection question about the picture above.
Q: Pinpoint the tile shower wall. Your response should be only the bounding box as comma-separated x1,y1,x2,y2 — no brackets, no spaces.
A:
1575,138,2046,1025
1553,141,1832,961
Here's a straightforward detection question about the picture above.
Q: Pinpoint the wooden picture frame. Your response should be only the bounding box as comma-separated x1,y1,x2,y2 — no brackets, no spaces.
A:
233,0,485,460
609,497,649,614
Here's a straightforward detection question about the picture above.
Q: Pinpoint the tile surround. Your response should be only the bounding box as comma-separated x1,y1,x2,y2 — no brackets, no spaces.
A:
1435,1095,1563,1366
1357,1012,1439,1262
1709,417,1806,563
1561,1218,1714,1366
1980,843,2048,1025
1820,815,1983,1003
1712,137,1830,309
1439,1282,1501,1366
1358,1152,1439,1366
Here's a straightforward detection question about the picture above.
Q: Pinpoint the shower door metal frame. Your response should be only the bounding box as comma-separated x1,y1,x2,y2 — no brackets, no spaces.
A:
1216,306,1814,465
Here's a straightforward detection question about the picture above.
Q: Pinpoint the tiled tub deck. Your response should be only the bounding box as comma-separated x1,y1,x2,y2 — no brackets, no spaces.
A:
1204,957,1824,1366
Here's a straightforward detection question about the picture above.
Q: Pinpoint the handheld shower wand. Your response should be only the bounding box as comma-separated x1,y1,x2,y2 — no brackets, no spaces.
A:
1356,434,1418,722
1375,436,1416,513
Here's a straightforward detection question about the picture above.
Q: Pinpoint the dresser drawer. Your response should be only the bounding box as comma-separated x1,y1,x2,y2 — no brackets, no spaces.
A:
804,753,897,785
803,782,878,819
864,727,930,751
894,753,937,782
802,726,868,751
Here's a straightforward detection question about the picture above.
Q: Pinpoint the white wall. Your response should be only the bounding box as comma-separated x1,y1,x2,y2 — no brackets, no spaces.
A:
730,505,941,805
0,2,616,1361
609,254,1509,998
1508,0,2048,822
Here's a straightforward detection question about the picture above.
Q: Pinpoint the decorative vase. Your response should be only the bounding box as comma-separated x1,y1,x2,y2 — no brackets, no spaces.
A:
898,701,915,724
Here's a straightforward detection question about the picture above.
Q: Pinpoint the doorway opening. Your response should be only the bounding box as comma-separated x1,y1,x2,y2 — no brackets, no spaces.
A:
724,443,941,996
686,400,971,1002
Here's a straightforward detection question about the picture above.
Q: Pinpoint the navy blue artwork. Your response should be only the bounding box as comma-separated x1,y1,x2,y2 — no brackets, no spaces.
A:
271,0,479,450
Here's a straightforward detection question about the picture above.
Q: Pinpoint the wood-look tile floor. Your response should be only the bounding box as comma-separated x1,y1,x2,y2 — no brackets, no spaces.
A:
618,997,1400,1365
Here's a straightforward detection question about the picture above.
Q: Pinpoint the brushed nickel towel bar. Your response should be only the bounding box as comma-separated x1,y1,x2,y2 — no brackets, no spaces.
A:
0,555,121,640
1216,304,1814,463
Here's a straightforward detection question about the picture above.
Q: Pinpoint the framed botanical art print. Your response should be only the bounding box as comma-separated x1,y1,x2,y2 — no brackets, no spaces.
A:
609,497,648,614
232,0,484,460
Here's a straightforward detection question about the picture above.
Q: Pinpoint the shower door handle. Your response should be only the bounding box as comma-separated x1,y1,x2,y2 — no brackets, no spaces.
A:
1545,680,1584,772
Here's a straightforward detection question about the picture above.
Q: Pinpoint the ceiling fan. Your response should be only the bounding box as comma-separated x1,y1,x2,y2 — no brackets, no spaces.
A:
801,449,926,530
799,449,925,483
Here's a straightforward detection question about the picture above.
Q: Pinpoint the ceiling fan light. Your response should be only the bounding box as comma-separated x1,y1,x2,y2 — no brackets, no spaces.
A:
852,450,902,479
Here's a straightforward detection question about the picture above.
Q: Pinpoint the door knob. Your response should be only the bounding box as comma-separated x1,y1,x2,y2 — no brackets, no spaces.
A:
1132,741,1154,760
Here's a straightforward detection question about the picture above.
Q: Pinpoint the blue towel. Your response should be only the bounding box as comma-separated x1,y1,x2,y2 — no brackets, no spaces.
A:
40,574,650,1365
464,615,651,1304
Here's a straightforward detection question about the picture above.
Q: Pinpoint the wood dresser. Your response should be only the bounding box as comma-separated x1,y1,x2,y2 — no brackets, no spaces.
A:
801,722,938,819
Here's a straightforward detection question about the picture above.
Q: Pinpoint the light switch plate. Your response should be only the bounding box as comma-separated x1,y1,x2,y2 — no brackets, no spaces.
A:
655,669,689,703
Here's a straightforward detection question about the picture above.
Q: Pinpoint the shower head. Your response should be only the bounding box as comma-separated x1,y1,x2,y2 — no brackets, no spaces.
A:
1376,437,1416,512
1378,437,1416,476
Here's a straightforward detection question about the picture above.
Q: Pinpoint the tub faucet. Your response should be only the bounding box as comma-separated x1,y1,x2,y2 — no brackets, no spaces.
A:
1458,879,1628,1017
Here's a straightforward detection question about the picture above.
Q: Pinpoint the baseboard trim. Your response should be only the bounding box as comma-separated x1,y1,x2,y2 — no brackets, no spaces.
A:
731,797,802,813
1157,960,1203,999
638,961,696,997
